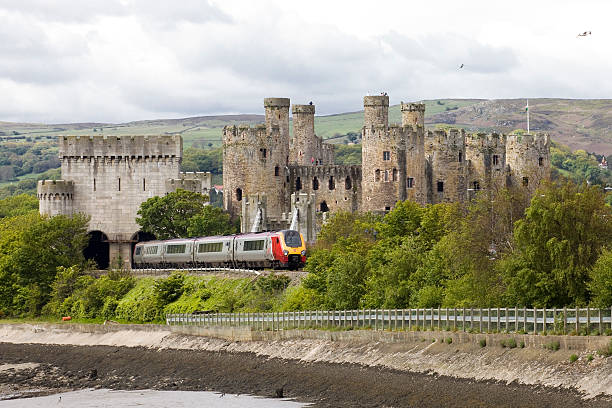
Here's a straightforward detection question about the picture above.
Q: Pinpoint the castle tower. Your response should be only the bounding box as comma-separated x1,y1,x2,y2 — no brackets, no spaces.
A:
401,102,425,128
401,102,426,204
362,95,406,212
505,133,550,194
290,104,316,165
37,180,74,217
363,95,389,128
38,135,182,268
223,98,292,226
465,133,507,197
425,129,467,204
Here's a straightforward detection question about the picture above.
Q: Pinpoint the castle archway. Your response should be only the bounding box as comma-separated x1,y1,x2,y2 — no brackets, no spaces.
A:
84,231,110,269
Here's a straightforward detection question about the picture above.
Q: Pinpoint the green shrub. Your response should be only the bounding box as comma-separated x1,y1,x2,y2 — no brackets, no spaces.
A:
587,354,594,362
446,337,453,344
569,354,578,363
479,339,486,347
543,341,561,351
519,340,525,348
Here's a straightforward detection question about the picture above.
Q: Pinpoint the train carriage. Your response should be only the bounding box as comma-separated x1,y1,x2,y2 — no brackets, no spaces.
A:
133,241,164,267
233,232,275,268
193,236,233,267
162,238,194,267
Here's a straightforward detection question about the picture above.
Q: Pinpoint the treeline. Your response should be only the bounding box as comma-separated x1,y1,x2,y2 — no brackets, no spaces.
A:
0,141,59,181
550,142,611,187
290,181,612,310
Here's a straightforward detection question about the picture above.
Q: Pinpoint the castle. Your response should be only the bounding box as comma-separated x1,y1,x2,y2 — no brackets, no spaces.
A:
37,135,212,269
38,94,550,268
224,95,551,241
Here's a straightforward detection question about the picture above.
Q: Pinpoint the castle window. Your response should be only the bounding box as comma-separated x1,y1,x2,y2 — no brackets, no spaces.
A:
118,178,121,191
384,170,389,182
375,169,380,182
296,177,302,191
522,177,529,186
493,155,499,166
437,181,444,192
313,177,319,190
392,168,397,182
538,157,544,166
236,188,242,201
407,177,414,188
275,166,279,176
385,206,391,212
345,176,352,190
320,201,329,212
143,178,146,191
260,148,267,159
458,152,463,162
473,181,480,190
383,151,391,161
328,176,335,190
93,178,96,192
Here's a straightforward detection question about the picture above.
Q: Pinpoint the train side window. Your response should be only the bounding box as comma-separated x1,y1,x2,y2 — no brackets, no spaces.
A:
135,247,142,255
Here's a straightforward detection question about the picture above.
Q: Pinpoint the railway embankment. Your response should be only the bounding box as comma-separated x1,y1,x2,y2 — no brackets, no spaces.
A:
1,322,611,400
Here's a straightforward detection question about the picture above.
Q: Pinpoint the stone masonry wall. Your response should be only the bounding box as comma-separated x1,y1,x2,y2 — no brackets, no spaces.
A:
425,129,467,204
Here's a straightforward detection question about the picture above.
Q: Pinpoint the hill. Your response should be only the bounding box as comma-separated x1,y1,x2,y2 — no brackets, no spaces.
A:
1,98,610,154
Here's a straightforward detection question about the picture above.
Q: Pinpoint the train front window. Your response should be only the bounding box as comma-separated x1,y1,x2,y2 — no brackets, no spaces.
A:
283,230,302,247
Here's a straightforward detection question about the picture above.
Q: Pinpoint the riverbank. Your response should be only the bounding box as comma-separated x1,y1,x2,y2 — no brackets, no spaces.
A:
0,323,611,407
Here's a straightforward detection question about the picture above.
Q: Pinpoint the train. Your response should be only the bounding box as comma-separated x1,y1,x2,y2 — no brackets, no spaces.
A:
132,229,307,270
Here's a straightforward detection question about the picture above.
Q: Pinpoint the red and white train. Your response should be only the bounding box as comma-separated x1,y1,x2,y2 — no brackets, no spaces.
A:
132,229,307,270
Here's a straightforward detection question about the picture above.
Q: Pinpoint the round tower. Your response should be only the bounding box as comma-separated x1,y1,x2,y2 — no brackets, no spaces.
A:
505,133,550,194
361,95,407,212
37,180,74,217
363,95,389,129
290,104,316,166
223,98,291,223
401,102,425,128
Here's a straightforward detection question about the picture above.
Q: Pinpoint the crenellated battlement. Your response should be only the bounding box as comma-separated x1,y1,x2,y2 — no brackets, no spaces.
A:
506,133,550,150
363,95,389,107
37,179,74,199
425,128,466,146
58,135,182,159
292,104,315,114
223,123,279,144
465,132,506,149
264,97,290,108
400,102,425,112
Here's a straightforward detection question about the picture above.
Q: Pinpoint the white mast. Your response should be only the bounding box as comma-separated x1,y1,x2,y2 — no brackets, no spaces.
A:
526,99,530,134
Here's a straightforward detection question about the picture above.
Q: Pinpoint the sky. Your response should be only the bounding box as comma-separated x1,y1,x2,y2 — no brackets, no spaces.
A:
0,0,610,123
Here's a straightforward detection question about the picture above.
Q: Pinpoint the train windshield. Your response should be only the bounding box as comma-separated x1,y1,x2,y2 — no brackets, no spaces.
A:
283,230,302,248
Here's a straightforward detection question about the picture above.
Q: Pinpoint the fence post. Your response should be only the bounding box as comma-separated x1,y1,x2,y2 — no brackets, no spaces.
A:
523,308,527,333
598,308,602,335
575,307,579,334
586,307,590,335
453,308,456,331
416,308,420,330
479,308,483,333
470,308,474,331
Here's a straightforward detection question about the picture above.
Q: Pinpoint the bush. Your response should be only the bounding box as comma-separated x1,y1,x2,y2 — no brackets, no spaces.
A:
569,354,578,363
519,340,525,348
479,339,486,348
587,354,594,362
544,341,561,351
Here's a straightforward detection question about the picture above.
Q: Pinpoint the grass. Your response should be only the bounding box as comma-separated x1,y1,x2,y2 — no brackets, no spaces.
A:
500,338,517,348
598,338,612,357
446,337,453,344
569,354,578,363
479,339,486,348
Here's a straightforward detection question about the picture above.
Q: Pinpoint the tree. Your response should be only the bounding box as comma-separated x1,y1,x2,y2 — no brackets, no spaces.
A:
0,194,38,218
588,249,612,307
136,189,209,239
187,205,237,237
0,212,89,315
503,181,612,306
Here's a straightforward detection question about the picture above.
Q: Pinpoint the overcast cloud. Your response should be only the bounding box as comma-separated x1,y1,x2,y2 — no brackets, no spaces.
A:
0,0,610,123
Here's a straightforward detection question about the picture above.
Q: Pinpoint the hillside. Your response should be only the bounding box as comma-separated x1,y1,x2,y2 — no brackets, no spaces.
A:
1,98,610,154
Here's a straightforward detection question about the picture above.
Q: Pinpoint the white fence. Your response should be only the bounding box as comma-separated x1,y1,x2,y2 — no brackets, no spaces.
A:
167,307,612,335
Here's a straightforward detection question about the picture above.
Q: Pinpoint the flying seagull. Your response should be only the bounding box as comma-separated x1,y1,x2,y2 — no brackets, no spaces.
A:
577,31,592,37
459,64,464,69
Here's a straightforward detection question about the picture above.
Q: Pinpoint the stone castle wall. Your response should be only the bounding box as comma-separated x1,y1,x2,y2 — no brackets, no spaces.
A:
505,133,551,194
425,129,468,204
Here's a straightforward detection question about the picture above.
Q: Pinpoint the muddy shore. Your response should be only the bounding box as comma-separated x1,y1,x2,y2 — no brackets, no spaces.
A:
0,342,609,408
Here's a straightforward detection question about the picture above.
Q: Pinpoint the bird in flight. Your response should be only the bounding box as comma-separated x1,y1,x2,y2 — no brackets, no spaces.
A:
577,31,592,37
459,64,464,69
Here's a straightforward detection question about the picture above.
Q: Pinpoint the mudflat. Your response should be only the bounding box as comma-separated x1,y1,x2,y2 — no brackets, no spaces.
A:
0,342,609,408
